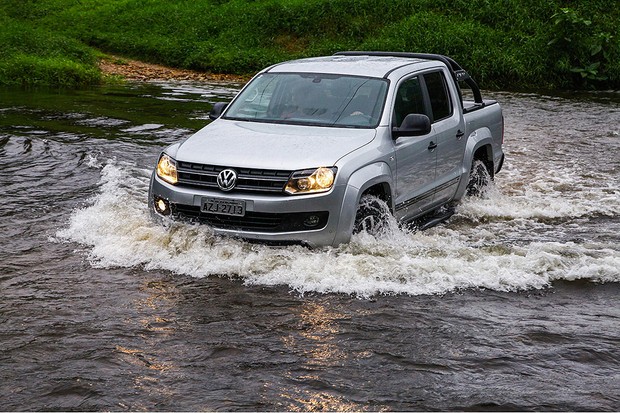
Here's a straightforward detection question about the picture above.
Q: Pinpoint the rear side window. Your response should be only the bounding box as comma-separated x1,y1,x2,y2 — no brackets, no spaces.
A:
424,71,452,122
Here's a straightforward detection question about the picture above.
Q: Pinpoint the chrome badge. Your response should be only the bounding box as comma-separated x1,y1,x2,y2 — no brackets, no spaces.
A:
217,169,237,191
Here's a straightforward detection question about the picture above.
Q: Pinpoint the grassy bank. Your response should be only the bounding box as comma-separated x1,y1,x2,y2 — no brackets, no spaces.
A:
0,8,100,87
1,0,618,89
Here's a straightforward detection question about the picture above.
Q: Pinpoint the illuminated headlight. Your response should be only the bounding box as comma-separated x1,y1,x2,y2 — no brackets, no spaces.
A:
156,154,178,185
285,167,336,195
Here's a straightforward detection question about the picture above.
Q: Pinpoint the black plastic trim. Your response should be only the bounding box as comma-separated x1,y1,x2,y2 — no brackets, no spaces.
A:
171,204,330,233
395,177,460,212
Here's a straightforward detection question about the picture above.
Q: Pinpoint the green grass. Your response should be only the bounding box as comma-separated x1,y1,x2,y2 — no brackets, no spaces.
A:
0,8,101,87
0,0,618,89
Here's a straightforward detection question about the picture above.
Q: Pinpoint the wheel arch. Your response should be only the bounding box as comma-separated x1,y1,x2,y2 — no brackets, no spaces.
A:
360,182,393,212
472,144,495,179
454,128,495,200
332,162,393,245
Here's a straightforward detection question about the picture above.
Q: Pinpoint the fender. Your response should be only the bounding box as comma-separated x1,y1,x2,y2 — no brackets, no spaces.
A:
332,162,393,245
453,127,494,200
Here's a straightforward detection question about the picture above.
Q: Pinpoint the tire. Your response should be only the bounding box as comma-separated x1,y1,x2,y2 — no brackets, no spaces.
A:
466,159,491,197
353,194,391,235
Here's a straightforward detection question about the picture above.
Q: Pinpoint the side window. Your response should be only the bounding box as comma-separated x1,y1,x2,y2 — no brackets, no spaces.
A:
393,76,426,127
424,71,452,122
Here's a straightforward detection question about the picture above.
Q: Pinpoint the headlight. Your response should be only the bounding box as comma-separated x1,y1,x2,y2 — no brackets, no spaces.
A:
285,167,336,195
156,154,178,185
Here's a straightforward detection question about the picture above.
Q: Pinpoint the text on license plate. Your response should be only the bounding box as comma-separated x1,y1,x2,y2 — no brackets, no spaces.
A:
202,198,246,216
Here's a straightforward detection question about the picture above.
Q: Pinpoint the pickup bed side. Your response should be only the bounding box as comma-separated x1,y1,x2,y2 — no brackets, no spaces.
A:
455,100,504,200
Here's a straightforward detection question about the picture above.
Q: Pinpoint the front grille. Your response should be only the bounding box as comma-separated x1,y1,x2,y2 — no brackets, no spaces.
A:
176,161,293,194
172,204,329,233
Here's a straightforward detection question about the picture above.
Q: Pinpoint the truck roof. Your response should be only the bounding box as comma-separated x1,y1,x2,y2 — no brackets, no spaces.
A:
266,51,484,105
266,55,437,78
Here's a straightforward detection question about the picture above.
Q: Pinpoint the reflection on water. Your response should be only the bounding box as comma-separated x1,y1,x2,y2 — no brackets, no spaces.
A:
279,303,366,412
282,390,365,412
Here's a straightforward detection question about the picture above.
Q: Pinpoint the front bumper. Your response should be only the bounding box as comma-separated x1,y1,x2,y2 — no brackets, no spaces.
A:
149,173,352,247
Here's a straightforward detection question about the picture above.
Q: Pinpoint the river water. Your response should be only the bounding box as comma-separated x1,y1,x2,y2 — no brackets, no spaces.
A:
1,81,619,411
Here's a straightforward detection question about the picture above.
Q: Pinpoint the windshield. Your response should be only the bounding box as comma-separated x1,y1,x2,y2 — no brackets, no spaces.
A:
223,73,388,128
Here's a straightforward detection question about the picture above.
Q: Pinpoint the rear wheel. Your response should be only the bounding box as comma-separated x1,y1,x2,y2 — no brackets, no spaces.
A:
466,159,491,197
353,194,390,235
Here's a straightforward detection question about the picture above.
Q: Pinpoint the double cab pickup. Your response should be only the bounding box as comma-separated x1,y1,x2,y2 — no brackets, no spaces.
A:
149,51,505,247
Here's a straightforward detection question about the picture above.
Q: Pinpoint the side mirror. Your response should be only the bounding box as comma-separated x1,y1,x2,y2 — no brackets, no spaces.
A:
209,102,228,120
392,114,431,139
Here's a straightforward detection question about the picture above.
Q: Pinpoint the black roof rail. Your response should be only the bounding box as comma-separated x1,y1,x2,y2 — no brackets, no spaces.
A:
334,51,483,105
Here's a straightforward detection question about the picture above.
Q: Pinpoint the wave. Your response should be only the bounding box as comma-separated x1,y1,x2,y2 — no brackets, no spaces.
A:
55,160,620,297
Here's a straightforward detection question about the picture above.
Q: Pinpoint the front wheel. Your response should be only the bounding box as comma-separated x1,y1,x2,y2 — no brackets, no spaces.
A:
353,194,391,235
466,159,491,197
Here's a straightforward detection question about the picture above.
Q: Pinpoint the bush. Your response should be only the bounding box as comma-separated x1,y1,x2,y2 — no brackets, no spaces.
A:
548,7,617,87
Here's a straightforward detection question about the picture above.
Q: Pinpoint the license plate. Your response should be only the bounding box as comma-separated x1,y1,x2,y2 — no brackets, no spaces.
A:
202,198,246,216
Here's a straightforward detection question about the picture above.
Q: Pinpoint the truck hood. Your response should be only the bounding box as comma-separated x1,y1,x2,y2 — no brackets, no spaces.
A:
174,119,376,170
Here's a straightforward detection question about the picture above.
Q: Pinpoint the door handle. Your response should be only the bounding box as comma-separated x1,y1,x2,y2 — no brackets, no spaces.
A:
428,141,437,151
456,129,464,140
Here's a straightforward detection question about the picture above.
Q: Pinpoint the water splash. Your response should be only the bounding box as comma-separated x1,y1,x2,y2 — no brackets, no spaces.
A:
55,161,620,297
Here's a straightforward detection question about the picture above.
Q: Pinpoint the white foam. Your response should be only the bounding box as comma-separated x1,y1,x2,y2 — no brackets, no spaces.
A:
55,161,620,297
456,163,620,221
85,153,103,169
121,124,164,132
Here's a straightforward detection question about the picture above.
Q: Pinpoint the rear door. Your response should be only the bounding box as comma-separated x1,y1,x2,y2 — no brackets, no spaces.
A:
423,70,466,204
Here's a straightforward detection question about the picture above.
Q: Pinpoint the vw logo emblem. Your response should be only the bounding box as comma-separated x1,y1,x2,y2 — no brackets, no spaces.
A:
217,169,237,191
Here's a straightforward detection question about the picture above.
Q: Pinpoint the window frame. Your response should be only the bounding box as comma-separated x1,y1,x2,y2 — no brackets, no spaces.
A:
391,69,455,128
391,74,430,128
420,70,454,124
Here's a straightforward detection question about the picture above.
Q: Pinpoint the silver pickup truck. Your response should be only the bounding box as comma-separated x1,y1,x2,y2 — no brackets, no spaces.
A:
149,51,504,247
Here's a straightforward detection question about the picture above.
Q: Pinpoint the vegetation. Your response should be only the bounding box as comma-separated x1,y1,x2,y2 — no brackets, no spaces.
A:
0,8,100,87
0,0,618,89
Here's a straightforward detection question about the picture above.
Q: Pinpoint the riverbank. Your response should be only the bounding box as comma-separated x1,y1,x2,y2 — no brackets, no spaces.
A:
1,0,619,89
98,55,250,83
